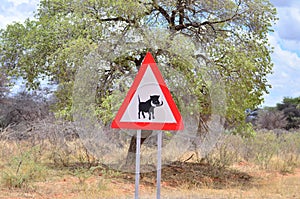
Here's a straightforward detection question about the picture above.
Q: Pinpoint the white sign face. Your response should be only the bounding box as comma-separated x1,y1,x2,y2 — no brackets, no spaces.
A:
111,52,183,130
120,66,176,123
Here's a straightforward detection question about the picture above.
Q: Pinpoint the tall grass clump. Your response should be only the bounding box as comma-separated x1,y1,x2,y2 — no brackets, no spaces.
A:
1,146,48,189
203,129,300,173
241,129,300,172
243,131,279,169
275,131,300,173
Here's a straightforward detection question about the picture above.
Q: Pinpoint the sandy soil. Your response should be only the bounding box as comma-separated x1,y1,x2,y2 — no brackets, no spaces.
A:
1,162,300,199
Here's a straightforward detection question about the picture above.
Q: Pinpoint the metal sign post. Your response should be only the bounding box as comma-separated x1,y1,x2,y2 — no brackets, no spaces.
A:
135,130,141,199
156,131,162,199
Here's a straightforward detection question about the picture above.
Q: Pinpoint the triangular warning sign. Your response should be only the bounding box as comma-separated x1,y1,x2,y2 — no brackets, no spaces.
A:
111,52,184,130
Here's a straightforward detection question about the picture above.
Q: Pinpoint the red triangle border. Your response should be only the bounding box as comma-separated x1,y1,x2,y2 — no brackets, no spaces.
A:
111,52,184,131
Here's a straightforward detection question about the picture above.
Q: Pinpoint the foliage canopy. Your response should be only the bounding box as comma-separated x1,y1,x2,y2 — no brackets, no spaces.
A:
0,0,277,134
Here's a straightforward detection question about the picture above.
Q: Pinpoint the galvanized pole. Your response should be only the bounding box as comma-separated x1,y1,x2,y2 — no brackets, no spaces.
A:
156,131,162,199
135,130,141,199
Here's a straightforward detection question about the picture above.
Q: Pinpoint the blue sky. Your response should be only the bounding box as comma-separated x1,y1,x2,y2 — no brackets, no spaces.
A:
265,0,300,106
0,0,299,107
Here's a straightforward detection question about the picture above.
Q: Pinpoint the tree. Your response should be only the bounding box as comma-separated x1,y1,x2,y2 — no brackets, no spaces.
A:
0,0,277,165
0,62,10,125
276,97,300,129
0,69,9,99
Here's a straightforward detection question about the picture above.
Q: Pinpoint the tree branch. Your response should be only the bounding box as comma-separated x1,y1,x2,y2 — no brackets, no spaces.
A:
152,0,171,24
178,0,185,26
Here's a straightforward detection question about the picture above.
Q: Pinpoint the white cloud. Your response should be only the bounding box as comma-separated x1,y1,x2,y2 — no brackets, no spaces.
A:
261,1,300,107
8,0,34,4
263,34,300,107
273,45,300,70
280,40,300,52
270,0,300,8
277,6,300,42
0,0,39,29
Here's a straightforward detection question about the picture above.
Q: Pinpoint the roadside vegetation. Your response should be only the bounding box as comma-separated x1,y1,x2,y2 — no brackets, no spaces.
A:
0,0,299,198
0,93,300,198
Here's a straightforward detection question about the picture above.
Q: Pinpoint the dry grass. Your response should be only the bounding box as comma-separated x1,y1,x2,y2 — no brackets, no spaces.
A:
0,168,299,199
1,126,300,198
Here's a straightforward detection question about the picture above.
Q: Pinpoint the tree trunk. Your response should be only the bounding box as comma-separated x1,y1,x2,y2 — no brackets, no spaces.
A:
193,113,210,161
124,52,152,167
125,130,153,167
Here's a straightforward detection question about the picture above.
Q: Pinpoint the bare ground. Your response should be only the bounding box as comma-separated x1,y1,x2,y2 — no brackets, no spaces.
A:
1,161,300,199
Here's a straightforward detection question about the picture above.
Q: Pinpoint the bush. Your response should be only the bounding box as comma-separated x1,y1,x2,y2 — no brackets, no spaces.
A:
242,132,279,169
1,147,48,189
0,91,50,130
277,97,300,130
240,130,300,171
205,135,242,169
275,132,300,173
256,110,288,130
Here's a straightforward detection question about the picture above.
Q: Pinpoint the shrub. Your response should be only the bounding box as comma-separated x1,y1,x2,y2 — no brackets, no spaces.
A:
0,91,50,130
256,110,288,130
277,97,300,130
275,132,300,173
243,132,279,169
205,135,243,169
1,147,47,189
